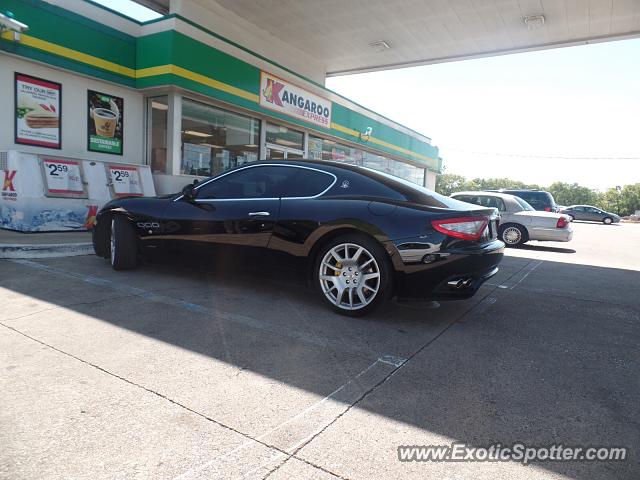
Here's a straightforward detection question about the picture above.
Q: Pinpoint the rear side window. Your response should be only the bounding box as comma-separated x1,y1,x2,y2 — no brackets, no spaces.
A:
326,172,407,201
507,191,555,210
518,193,545,210
281,168,335,198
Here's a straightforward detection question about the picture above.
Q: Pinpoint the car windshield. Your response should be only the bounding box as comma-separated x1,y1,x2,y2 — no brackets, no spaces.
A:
514,196,535,211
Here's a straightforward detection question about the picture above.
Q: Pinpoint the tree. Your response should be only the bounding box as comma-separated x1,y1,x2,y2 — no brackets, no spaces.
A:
435,174,477,196
435,173,640,216
548,182,598,207
596,188,619,213
619,184,640,216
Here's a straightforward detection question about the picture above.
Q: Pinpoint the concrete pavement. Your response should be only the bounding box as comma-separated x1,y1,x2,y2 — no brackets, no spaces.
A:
1,222,638,479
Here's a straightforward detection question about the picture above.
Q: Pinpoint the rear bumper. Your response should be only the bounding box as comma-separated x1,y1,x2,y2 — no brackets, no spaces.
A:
530,227,573,242
390,239,505,301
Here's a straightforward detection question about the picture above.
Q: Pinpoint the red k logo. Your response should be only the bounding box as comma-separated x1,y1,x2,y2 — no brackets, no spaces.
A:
84,205,98,229
2,170,16,192
262,78,284,107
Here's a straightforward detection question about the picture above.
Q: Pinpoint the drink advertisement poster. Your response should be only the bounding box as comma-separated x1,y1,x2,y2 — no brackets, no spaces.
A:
88,90,123,155
15,73,62,149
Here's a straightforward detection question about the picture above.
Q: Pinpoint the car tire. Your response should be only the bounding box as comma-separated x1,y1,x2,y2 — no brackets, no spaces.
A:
498,223,528,247
314,234,392,316
603,217,613,225
110,215,139,270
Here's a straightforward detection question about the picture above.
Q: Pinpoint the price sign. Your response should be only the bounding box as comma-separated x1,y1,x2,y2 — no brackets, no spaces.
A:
42,158,86,197
109,165,143,197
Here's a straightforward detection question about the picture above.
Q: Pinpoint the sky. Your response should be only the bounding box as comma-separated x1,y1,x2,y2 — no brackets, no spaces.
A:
327,39,640,191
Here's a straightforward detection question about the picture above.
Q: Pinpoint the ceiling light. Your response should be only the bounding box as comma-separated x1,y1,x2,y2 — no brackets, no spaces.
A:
151,101,168,110
523,14,545,30
245,144,258,148
368,40,390,52
184,130,212,138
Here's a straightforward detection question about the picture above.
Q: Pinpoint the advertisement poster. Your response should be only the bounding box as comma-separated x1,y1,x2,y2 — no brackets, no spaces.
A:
15,73,62,149
260,71,332,128
88,90,123,155
108,165,143,197
42,158,86,198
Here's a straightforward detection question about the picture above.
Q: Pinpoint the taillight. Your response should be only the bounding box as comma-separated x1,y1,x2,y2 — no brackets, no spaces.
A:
544,207,551,212
431,216,489,241
556,216,568,228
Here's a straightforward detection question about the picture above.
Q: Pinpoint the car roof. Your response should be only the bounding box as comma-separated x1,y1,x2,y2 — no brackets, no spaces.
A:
200,159,466,208
452,191,515,200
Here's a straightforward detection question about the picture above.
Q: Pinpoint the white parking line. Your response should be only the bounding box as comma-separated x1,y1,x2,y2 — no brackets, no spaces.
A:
509,260,544,290
12,258,410,479
173,356,399,480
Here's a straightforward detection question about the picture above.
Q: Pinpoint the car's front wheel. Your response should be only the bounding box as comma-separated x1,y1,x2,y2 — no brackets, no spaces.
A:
603,217,613,225
110,215,139,270
314,234,392,316
499,223,528,247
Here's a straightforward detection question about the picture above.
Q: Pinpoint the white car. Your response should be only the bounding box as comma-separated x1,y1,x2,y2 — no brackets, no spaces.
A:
451,191,573,247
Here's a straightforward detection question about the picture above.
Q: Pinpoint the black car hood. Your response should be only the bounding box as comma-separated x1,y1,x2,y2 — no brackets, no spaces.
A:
99,195,175,217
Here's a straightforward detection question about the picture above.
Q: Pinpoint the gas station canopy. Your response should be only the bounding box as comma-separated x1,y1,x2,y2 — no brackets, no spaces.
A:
138,0,640,76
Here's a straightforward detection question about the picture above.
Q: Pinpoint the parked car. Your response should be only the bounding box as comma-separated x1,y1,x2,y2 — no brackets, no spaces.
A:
486,189,558,212
451,191,572,247
560,205,621,224
93,160,504,316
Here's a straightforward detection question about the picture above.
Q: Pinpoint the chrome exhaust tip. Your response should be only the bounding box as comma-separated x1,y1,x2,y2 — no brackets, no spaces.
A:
447,278,474,289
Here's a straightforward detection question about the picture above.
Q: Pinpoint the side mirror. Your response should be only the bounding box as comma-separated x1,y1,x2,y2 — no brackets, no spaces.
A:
181,181,197,201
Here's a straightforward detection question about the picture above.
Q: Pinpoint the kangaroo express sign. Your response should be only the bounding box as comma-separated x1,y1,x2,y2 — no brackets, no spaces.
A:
259,72,332,128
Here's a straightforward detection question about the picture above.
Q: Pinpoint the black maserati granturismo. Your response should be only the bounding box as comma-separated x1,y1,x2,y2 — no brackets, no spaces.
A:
92,160,504,315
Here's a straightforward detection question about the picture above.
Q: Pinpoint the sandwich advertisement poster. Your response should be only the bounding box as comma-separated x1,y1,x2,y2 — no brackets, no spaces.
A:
88,90,123,155
15,73,62,149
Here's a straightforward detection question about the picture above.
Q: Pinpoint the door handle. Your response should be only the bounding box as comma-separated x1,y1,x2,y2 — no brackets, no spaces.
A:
248,211,270,217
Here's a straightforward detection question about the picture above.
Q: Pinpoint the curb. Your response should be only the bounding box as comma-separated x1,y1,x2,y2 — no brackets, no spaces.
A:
0,242,94,259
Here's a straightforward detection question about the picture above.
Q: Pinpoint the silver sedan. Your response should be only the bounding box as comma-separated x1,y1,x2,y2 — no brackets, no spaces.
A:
451,191,573,247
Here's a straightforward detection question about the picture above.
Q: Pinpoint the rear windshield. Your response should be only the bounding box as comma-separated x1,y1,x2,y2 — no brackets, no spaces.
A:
514,196,535,211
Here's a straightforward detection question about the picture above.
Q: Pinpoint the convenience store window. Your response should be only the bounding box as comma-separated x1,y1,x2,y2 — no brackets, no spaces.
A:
309,135,425,186
148,96,168,174
391,160,426,186
308,136,363,165
180,98,260,176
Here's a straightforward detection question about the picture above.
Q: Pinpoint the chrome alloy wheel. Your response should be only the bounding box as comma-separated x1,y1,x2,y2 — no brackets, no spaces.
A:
110,218,116,265
319,243,381,311
502,226,522,245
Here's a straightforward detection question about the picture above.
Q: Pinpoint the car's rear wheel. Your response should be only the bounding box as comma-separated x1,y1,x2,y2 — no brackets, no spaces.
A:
315,234,392,316
110,215,139,270
603,217,613,225
499,223,528,247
